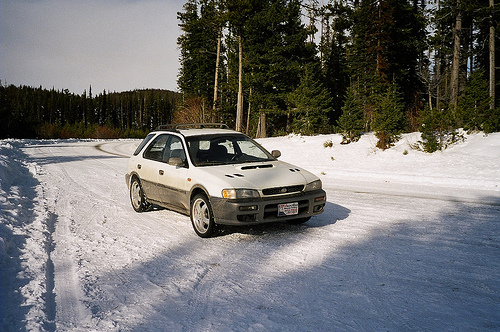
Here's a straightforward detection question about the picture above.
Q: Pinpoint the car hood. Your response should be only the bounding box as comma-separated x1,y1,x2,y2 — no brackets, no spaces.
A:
194,160,318,190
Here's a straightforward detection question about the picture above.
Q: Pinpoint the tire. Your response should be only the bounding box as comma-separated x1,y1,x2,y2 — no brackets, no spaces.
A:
286,216,311,225
130,177,148,212
190,193,215,238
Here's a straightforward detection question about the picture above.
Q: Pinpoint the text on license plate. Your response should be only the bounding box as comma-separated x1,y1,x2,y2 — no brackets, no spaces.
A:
278,202,299,216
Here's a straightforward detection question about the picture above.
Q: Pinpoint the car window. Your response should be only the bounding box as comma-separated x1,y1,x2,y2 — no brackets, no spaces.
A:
186,134,274,166
133,133,155,156
143,134,169,161
162,136,187,165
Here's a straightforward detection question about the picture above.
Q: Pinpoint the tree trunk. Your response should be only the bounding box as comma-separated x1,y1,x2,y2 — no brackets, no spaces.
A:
427,47,433,111
450,0,461,108
246,86,252,135
256,112,267,138
213,26,222,121
435,0,441,110
490,0,495,110
236,35,244,132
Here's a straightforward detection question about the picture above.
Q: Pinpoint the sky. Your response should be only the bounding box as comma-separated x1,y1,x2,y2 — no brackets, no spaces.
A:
0,0,184,94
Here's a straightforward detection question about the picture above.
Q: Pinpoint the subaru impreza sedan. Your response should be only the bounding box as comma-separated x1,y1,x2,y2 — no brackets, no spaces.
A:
126,124,326,237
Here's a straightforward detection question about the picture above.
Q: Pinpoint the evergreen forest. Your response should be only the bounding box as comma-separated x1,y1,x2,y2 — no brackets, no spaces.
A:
2,0,500,152
177,0,500,151
0,86,178,139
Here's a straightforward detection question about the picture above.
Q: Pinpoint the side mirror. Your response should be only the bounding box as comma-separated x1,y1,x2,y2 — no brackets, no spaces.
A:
168,157,186,167
271,150,281,159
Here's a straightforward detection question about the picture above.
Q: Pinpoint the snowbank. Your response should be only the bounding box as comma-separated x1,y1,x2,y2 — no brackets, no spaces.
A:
0,141,51,331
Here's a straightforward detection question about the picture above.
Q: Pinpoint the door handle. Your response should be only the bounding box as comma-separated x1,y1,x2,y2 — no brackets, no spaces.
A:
159,170,164,175
137,164,142,169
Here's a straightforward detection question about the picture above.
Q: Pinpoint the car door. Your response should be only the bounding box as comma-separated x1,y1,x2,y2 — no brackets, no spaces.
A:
157,135,190,210
140,134,170,202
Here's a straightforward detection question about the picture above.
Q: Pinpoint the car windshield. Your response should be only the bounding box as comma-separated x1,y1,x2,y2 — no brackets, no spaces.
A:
186,134,275,166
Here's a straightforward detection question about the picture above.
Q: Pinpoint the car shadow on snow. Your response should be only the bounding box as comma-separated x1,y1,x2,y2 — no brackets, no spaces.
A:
143,201,350,237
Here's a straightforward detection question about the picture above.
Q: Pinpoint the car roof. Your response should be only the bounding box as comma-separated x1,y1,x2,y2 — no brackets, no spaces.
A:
152,124,242,138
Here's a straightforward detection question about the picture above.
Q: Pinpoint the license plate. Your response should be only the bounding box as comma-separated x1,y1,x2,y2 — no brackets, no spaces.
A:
278,202,299,216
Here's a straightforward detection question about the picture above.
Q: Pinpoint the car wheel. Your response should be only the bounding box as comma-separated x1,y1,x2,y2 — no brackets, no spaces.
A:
190,193,215,238
130,177,148,212
286,217,311,225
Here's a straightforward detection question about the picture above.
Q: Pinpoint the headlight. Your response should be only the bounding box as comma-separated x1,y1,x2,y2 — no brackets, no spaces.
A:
222,189,260,199
305,180,322,191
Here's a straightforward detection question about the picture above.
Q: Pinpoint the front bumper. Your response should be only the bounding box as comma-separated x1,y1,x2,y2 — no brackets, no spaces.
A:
210,189,326,225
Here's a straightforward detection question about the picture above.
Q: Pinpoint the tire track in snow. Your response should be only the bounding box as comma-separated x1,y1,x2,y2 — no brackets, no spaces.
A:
28,141,191,329
94,141,135,158
43,211,57,331
28,144,97,329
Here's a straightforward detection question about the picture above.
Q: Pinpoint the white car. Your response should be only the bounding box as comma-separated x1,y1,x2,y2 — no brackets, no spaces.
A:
126,124,326,237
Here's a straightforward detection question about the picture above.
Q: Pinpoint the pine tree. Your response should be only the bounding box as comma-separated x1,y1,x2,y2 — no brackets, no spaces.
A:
319,2,351,126
240,0,317,135
458,70,499,133
337,85,364,144
177,0,220,102
286,63,332,134
419,105,459,153
346,0,426,129
372,82,406,149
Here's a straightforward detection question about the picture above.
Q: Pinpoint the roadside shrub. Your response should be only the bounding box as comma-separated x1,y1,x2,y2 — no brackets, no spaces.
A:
38,122,61,139
92,125,120,139
417,105,464,152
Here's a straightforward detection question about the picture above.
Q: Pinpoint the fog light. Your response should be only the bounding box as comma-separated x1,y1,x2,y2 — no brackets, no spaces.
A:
239,205,258,211
313,204,325,213
237,214,257,222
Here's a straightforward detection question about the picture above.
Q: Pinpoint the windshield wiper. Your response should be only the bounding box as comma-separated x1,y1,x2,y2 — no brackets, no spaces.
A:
195,161,226,166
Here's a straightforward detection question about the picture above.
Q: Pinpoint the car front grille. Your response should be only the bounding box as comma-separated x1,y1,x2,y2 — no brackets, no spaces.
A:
262,185,304,196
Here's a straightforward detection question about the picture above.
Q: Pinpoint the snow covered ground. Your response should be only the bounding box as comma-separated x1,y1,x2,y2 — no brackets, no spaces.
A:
1,132,499,331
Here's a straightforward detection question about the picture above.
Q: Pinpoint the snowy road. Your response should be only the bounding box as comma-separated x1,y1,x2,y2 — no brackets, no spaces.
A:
2,135,500,331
